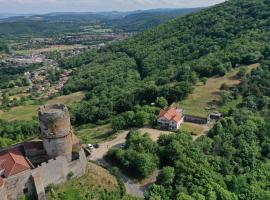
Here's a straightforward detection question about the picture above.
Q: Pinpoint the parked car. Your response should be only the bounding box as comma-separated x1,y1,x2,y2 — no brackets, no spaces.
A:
93,144,99,148
87,144,94,150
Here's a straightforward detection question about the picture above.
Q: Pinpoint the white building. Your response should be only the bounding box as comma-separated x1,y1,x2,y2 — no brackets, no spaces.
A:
157,107,184,130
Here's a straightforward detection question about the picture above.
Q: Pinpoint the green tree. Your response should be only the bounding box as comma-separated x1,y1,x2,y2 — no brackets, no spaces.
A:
155,97,168,109
157,167,175,185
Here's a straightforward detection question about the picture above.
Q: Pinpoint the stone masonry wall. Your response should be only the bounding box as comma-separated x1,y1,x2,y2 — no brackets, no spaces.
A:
0,182,8,200
39,104,73,161
4,170,33,200
2,149,87,200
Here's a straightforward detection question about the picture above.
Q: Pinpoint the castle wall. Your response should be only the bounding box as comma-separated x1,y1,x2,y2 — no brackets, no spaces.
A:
67,150,88,178
34,157,68,187
32,170,46,200
42,134,73,162
0,181,8,200
3,150,87,200
4,170,33,200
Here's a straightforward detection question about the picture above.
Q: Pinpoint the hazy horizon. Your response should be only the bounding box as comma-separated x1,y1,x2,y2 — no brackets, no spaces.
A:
0,0,226,14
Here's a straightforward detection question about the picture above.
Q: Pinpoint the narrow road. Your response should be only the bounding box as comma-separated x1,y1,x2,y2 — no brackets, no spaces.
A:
89,128,173,198
89,126,210,197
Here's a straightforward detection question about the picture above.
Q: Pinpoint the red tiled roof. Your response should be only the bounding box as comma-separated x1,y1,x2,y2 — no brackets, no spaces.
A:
158,108,183,123
0,148,30,178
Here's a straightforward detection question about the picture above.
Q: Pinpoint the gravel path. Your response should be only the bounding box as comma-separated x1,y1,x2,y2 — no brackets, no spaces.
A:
89,126,210,197
89,128,173,198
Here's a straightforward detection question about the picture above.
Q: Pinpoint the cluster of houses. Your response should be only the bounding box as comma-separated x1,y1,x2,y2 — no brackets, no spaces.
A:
5,54,45,66
54,70,72,91
55,33,130,45
157,107,221,130
27,67,72,97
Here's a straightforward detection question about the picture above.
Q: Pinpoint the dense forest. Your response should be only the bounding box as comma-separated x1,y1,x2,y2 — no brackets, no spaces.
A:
105,8,202,32
1,0,270,199
0,120,39,148
105,58,270,199
61,0,270,125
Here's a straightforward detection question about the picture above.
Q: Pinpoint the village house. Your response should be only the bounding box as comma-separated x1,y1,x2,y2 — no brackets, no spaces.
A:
157,107,184,130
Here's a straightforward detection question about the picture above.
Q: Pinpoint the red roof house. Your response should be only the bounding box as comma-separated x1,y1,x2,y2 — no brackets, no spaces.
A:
157,107,184,130
0,148,31,178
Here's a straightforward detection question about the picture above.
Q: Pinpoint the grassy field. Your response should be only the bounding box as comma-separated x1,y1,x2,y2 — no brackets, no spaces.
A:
15,44,86,54
47,163,118,200
181,122,206,136
75,124,114,144
0,92,85,121
177,64,260,117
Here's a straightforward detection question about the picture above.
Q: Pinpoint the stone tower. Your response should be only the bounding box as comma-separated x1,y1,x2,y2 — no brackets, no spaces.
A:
39,104,74,162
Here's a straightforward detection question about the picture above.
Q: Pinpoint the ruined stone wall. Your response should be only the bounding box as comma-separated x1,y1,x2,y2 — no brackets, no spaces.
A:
4,150,87,200
34,157,68,187
42,134,73,162
0,181,8,200
67,150,88,178
4,170,33,200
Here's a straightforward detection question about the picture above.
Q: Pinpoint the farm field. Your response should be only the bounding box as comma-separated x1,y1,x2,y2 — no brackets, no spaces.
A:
0,91,85,121
15,44,86,54
177,64,260,117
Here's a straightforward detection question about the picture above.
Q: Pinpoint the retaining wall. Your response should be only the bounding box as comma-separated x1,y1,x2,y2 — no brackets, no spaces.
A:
184,115,208,124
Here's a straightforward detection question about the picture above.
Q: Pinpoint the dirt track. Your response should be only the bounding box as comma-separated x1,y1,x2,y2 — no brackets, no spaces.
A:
89,127,208,197
89,128,173,197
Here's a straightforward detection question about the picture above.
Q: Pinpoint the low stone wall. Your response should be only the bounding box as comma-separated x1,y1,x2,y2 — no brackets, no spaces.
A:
67,150,87,178
184,115,208,124
4,170,33,200
3,149,87,200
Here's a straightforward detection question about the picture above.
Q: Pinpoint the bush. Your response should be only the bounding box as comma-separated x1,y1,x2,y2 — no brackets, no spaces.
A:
157,167,175,185
106,131,159,179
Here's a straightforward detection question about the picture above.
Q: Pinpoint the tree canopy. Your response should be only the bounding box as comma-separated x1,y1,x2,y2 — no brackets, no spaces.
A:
61,0,270,125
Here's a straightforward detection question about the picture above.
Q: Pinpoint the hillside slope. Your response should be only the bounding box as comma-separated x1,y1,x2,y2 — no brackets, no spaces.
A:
62,0,270,124
106,8,202,32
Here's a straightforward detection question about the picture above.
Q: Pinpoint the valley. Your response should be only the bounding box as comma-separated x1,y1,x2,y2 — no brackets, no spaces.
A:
0,0,270,200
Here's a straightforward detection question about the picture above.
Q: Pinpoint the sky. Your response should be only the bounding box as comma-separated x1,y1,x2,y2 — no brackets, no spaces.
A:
0,0,226,14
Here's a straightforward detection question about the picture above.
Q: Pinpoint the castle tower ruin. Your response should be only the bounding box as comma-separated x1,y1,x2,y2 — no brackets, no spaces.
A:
39,104,74,162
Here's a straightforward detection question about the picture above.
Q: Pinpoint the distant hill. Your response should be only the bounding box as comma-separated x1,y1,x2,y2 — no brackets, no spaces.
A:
0,13,31,19
106,8,203,32
0,8,202,36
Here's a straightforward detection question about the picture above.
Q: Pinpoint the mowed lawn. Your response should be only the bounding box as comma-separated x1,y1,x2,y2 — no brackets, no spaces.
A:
47,163,118,200
75,124,114,144
181,122,206,136
0,92,85,121
177,64,260,117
